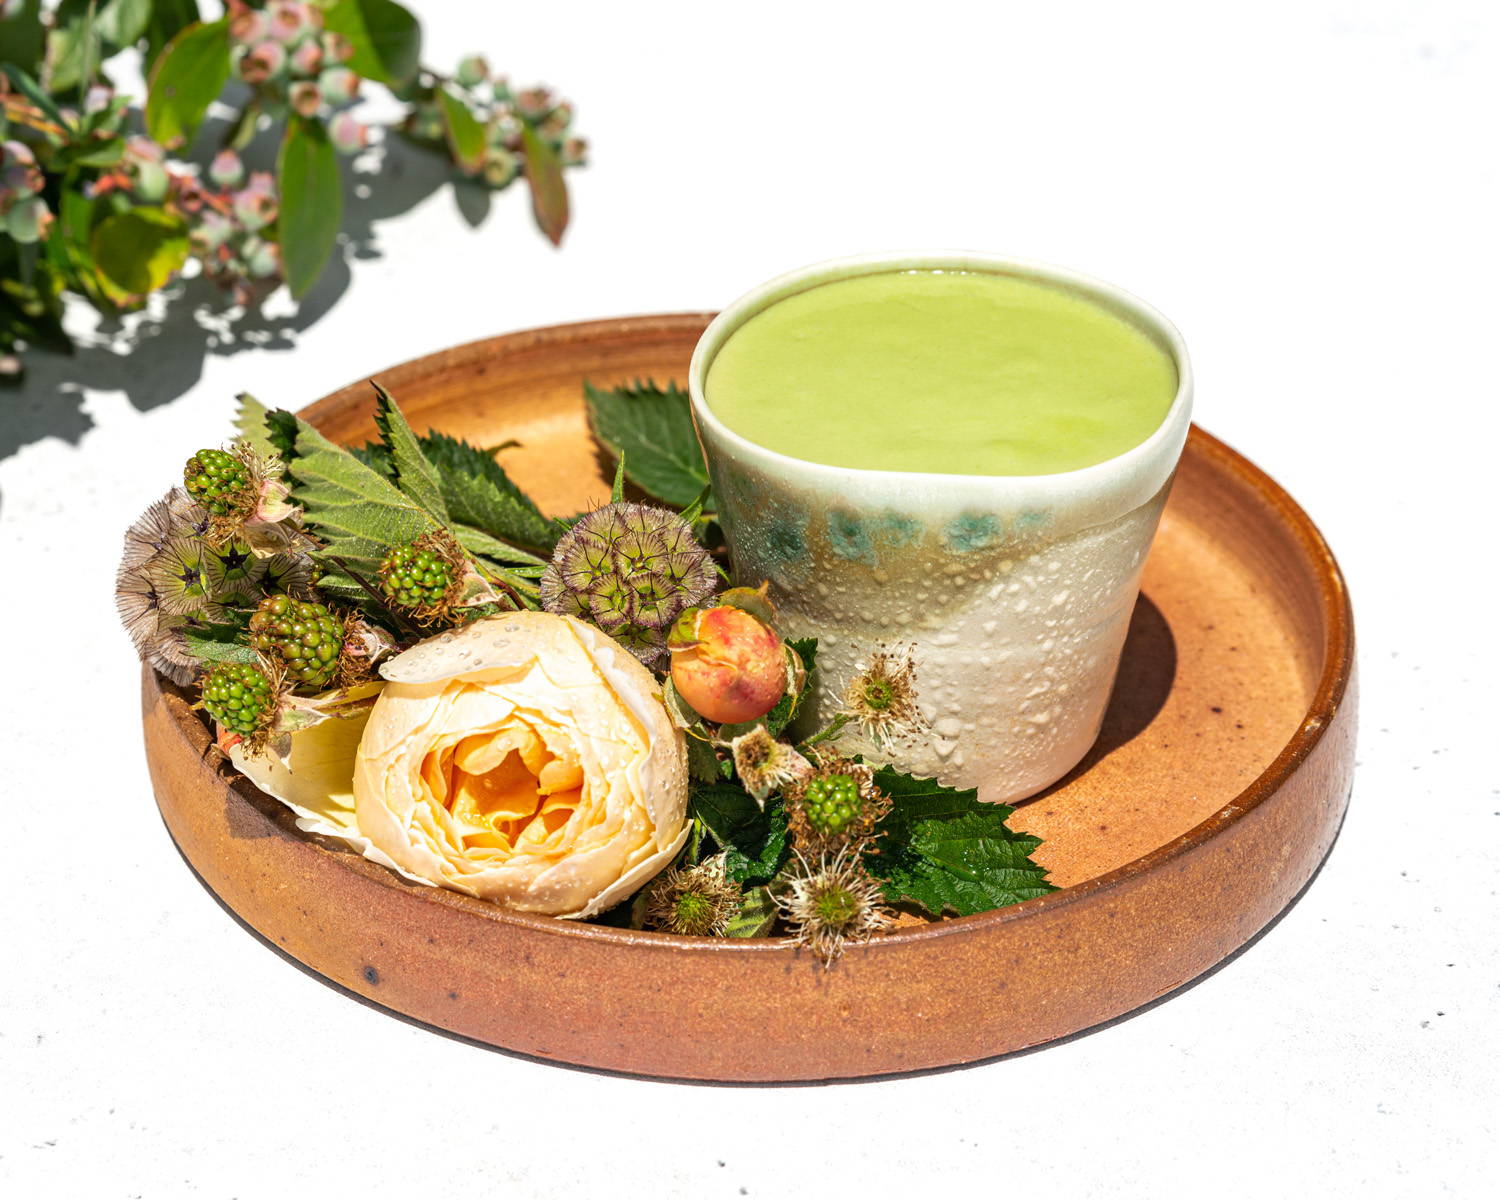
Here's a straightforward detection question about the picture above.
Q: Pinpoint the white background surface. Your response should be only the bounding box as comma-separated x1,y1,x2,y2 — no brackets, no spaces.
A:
2,1,1496,1196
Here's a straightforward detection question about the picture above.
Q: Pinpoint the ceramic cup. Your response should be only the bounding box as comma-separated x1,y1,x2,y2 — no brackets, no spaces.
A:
688,252,1194,804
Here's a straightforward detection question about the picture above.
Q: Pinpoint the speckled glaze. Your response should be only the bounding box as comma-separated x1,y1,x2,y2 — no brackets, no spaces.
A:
690,253,1194,802
140,314,1356,1082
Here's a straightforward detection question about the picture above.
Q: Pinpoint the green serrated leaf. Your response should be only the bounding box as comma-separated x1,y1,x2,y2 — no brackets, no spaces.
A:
451,523,546,568
520,120,568,245
724,887,778,938
417,431,557,555
725,802,788,887
869,767,1055,917
89,206,189,294
180,629,257,665
278,115,342,299
370,382,448,523
584,380,712,509
685,734,720,785
322,0,421,86
144,18,230,148
290,416,439,595
234,394,271,457
691,783,789,887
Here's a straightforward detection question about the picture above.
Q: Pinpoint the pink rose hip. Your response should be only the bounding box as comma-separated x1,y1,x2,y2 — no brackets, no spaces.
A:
669,603,787,725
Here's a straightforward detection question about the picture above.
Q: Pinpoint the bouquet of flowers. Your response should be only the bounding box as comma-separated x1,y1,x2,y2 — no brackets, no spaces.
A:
117,381,1055,963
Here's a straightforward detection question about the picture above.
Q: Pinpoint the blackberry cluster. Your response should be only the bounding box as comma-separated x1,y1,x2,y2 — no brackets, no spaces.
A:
379,543,455,612
802,774,862,836
183,449,250,516
248,594,343,689
201,662,275,735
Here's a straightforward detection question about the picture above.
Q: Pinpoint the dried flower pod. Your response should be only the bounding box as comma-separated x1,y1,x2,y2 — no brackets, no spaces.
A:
644,854,740,936
777,847,895,966
540,502,716,667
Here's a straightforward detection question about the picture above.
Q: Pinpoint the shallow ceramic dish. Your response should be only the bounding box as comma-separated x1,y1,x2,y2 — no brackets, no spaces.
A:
140,314,1357,1082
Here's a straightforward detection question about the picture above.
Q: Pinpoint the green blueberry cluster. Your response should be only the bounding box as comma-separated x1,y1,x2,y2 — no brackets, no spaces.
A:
183,449,251,517
802,773,862,836
379,542,455,613
201,662,275,736
248,593,343,689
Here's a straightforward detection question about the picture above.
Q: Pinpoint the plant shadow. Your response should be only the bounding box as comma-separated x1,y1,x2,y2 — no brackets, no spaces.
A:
2,110,471,464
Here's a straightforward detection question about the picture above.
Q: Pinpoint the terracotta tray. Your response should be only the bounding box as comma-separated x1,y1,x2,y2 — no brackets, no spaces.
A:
140,314,1357,1081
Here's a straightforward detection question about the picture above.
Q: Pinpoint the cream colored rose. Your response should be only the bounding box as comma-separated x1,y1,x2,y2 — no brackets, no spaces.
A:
352,611,689,918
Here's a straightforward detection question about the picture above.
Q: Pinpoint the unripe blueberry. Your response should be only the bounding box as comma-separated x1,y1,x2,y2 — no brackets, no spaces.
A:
209,150,245,190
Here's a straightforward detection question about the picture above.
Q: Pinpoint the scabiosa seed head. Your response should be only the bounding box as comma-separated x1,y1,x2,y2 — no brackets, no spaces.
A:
777,847,894,966
540,502,715,667
644,854,740,937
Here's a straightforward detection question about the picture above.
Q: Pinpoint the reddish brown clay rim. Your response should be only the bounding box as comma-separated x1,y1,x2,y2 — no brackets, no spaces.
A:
159,314,1355,955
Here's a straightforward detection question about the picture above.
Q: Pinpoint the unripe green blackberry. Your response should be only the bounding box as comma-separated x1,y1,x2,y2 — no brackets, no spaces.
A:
803,773,862,836
201,662,275,735
248,593,343,689
379,542,456,612
184,449,252,517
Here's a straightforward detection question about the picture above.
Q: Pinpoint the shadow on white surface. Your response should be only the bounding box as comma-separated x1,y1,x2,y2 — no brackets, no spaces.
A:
3,125,485,463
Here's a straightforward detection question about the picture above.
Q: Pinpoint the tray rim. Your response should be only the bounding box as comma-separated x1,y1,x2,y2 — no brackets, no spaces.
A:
146,311,1355,956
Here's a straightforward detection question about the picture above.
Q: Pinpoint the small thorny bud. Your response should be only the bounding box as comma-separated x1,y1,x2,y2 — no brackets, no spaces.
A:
644,854,740,937
777,847,895,967
540,502,716,667
802,774,862,836
183,448,251,517
248,593,343,690
200,661,277,737
379,534,463,621
785,755,887,854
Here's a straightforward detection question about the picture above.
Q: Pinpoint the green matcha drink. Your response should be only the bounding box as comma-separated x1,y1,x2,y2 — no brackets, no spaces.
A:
703,269,1177,476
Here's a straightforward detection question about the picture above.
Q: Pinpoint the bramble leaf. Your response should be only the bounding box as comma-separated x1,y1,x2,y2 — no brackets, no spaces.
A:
869,768,1055,917
724,887,778,938
691,783,790,887
289,417,439,601
417,430,557,555
371,382,448,524
584,380,712,509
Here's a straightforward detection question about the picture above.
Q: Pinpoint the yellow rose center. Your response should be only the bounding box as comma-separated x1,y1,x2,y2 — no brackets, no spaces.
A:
420,723,585,853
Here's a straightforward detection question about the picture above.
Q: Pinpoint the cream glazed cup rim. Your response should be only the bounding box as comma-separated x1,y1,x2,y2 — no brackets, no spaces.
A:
687,251,1195,534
